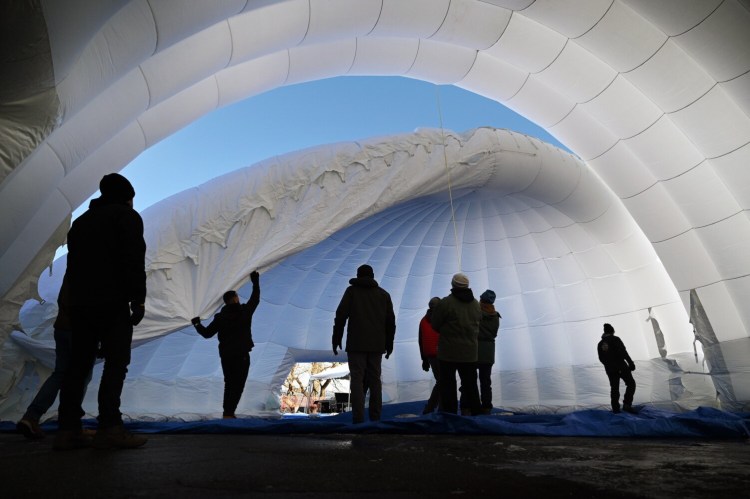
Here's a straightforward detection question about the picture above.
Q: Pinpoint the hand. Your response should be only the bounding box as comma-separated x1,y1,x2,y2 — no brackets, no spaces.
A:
130,303,145,326
333,340,342,356
191,317,201,326
422,360,430,372
250,271,259,285
385,348,392,360
629,362,636,371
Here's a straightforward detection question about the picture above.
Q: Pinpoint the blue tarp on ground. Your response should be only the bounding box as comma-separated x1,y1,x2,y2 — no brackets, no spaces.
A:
3,403,749,438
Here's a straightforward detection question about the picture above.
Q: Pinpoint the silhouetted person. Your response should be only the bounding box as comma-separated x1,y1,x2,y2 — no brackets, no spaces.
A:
597,323,636,413
16,276,94,439
476,289,500,414
418,297,441,414
332,264,396,424
432,273,481,416
55,173,147,450
191,271,260,419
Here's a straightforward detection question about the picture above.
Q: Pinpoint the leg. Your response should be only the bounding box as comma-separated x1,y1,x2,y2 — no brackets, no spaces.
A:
58,309,99,431
96,303,133,428
456,362,480,416
221,354,249,417
365,352,383,421
621,368,636,410
347,352,367,423
606,369,621,413
438,360,458,414
423,357,441,413
23,328,73,422
477,362,493,412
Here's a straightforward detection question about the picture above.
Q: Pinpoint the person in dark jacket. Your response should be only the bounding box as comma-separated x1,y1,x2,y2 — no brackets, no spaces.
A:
597,323,636,413
418,297,442,414
431,273,482,416
16,275,94,439
476,289,500,414
55,173,147,450
191,271,260,419
332,264,396,424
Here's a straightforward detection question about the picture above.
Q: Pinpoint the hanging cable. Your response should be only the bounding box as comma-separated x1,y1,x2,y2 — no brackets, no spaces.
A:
435,85,462,273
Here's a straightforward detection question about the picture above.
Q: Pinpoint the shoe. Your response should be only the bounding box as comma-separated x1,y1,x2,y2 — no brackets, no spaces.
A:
222,414,236,419
612,407,621,414
479,408,492,416
92,425,147,450
16,418,45,439
81,428,97,437
460,408,473,416
623,405,637,414
53,430,93,451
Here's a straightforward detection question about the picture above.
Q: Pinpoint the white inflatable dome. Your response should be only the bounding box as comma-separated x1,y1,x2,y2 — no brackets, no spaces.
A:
1,1,748,419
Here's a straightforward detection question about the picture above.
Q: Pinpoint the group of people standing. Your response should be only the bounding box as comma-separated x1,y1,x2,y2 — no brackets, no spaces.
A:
16,173,637,449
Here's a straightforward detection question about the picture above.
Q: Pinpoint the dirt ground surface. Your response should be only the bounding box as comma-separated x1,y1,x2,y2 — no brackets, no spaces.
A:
1,432,748,498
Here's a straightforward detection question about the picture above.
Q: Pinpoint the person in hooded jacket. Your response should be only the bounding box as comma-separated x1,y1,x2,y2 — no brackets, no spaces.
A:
418,296,442,414
597,323,637,413
332,264,396,424
431,273,482,416
476,289,500,414
55,173,147,450
191,271,260,419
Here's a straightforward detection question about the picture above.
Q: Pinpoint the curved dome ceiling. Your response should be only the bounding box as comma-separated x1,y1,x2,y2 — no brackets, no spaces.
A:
1,1,749,413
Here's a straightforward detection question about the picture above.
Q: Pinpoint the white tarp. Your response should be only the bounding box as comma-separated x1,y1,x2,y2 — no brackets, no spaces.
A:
1,1,749,418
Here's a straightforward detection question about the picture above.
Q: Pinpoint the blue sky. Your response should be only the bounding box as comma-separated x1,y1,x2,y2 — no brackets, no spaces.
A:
116,76,569,213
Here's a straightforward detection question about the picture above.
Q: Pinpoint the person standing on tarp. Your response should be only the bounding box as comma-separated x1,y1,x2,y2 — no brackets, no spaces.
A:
332,264,396,424
418,296,442,414
476,289,500,415
597,323,637,414
431,273,482,416
191,271,260,419
55,173,147,450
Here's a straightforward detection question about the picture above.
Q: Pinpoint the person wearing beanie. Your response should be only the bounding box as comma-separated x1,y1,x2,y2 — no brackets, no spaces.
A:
475,289,500,414
55,173,147,450
418,297,442,414
332,264,396,424
430,273,482,416
597,323,637,414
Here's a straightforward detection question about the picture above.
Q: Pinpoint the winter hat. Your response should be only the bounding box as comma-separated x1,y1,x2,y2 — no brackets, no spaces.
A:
428,297,441,309
603,323,615,334
100,173,135,202
357,264,375,278
451,273,469,289
480,289,496,304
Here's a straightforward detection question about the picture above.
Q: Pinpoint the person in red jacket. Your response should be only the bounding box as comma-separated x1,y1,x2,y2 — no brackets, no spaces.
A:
191,271,260,419
418,297,441,414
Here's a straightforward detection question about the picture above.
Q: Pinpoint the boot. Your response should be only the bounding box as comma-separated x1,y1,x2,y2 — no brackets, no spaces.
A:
92,425,147,450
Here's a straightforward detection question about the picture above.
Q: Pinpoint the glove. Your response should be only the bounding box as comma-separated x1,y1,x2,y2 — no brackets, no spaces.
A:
191,317,201,326
130,303,145,326
385,348,392,360
629,362,636,371
422,360,430,372
250,270,259,285
333,340,342,356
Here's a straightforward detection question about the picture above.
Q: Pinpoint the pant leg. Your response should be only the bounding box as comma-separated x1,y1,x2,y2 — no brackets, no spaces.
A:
621,368,636,407
606,368,621,411
477,363,493,409
96,303,134,428
221,353,250,416
347,352,367,423
424,357,441,413
58,308,101,430
24,328,72,421
456,362,480,415
438,360,458,414
365,352,383,421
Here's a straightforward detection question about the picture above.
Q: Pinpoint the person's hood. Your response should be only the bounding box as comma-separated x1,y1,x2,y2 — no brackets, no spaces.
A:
451,287,475,303
349,276,378,288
